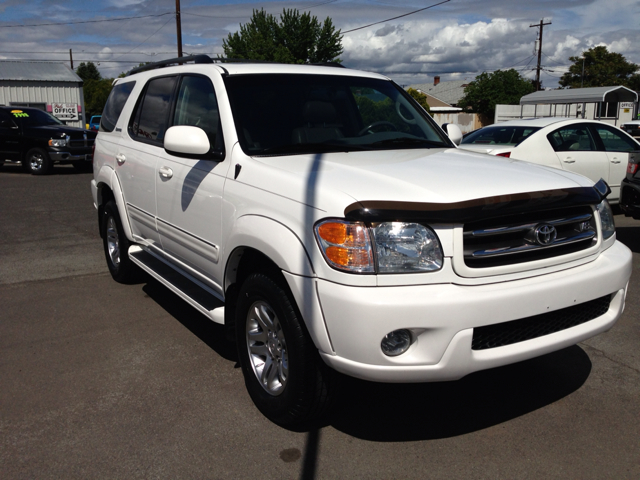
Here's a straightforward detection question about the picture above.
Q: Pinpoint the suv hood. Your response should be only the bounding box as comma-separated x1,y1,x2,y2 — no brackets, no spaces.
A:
249,148,594,213
251,148,593,209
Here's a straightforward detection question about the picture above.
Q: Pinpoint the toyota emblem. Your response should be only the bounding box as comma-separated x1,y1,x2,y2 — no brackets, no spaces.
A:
534,224,557,246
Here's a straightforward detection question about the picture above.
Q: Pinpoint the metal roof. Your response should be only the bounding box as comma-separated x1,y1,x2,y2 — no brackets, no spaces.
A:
0,61,82,83
520,86,638,105
407,80,469,106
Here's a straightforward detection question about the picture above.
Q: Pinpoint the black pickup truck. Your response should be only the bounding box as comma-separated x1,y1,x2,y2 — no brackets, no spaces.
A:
0,106,96,174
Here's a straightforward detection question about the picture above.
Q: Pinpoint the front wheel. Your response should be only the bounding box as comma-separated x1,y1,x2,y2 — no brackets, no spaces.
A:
24,148,52,175
236,273,335,430
102,200,140,283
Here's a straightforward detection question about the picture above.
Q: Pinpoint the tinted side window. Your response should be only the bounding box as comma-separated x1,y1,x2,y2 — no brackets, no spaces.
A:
547,125,597,152
130,76,177,144
172,75,221,148
592,124,639,152
101,81,135,132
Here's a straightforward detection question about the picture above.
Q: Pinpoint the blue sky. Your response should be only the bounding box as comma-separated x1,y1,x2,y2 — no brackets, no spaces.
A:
0,0,638,87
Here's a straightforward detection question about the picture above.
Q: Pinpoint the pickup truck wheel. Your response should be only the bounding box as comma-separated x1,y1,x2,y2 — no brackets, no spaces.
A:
24,148,52,175
236,273,334,429
102,200,139,283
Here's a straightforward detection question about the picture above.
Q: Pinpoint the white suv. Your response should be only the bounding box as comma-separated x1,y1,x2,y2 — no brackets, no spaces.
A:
91,55,632,429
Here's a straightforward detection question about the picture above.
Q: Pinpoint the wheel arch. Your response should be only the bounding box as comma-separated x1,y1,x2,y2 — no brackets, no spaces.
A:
95,166,133,242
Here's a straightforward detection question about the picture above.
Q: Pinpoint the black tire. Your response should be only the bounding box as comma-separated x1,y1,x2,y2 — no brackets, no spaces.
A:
102,200,140,283
72,162,93,173
24,148,52,175
236,273,335,430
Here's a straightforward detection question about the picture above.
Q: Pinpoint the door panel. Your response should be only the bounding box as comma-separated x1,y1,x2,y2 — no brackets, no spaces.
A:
547,123,609,184
154,75,228,294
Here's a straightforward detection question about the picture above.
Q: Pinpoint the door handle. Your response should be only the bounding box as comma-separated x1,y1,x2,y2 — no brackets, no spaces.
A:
115,153,126,165
611,158,621,164
563,157,575,163
159,166,173,179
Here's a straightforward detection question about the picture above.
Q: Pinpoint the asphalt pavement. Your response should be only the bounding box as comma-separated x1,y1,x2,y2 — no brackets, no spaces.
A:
1,163,639,479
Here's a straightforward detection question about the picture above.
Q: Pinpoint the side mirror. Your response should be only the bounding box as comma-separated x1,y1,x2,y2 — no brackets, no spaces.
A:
442,123,463,146
164,125,224,161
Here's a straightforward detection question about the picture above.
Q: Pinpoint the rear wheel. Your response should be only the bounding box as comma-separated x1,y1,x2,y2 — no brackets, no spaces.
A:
24,148,52,175
236,273,335,430
102,200,140,283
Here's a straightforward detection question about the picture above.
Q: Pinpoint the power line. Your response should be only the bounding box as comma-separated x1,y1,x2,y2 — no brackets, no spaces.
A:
181,0,339,19
342,0,451,34
0,12,173,28
112,16,176,61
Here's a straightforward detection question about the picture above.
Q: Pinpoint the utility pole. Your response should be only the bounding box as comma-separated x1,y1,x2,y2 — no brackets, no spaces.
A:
175,0,183,58
69,49,73,70
530,19,551,91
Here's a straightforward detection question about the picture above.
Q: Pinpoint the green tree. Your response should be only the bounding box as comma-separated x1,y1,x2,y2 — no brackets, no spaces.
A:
559,46,640,89
222,9,343,64
83,78,114,117
406,88,431,114
458,69,535,120
75,61,101,81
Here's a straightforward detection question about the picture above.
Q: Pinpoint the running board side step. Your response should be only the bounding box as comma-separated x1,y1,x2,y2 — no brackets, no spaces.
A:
128,245,225,324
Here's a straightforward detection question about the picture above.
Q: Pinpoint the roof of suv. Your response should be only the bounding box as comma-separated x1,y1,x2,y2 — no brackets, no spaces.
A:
122,54,387,81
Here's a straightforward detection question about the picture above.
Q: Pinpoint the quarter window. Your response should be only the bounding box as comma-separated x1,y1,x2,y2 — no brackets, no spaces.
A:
101,81,135,132
130,76,177,144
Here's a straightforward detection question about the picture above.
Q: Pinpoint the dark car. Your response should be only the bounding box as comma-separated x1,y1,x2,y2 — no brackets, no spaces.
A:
620,150,640,219
621,120,640,138
0,107,96,174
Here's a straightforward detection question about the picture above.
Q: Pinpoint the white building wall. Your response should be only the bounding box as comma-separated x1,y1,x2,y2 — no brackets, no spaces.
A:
495,102,636,126
0,81,85,128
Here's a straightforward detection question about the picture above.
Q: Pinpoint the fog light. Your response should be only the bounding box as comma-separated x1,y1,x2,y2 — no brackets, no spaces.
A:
381,329,412,356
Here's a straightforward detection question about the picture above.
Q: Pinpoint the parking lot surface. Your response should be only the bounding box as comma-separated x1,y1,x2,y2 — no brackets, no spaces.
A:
1,164,639,478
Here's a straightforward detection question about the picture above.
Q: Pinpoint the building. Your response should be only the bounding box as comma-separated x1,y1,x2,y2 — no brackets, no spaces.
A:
495,86,638,125
407,76,469,109
0,61,86,128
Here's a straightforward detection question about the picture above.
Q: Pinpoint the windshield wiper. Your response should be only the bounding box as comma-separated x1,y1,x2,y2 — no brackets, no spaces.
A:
370,138,448,148
257,143,368,155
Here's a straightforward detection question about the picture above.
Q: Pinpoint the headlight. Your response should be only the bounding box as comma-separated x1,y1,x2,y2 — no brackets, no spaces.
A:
371,222,443,273
315,220,374,273
597,200,615,240
48,138,67,147
315,220,443,274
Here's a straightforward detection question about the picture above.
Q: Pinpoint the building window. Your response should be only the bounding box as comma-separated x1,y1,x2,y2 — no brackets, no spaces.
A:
596,101,618,118
9,102,47,111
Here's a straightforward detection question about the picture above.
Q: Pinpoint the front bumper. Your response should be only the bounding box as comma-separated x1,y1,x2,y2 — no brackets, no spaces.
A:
620,178,640,219
310,240,631,383
49,150,93,162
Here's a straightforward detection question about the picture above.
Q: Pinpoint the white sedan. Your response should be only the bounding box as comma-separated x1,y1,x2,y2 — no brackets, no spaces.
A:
458,117,640,203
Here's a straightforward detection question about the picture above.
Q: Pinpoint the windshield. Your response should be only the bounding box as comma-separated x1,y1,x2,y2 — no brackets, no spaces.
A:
15,109,65,127
461,125,541,146
223,73,451,156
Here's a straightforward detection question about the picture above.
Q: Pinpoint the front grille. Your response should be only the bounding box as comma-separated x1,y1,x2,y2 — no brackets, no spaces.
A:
471,294,612,350
69,138,94,148
463,205,597,268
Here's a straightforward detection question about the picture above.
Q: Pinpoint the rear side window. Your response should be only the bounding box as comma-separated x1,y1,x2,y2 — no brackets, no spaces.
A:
129,76,177,144
547,125,597,152
101,81,135,132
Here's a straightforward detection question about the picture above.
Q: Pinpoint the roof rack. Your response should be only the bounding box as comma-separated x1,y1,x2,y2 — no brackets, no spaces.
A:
127,55,213,76
126,55,346,76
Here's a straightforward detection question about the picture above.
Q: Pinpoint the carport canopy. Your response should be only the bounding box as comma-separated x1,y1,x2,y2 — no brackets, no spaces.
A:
520,86,638,105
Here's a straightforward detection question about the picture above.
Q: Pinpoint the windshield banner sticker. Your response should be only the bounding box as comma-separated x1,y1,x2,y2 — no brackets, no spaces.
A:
11,110,28,117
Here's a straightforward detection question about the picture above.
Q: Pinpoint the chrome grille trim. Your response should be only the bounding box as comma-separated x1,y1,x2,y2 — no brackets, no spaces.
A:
464,213,593,238
470,230,596,258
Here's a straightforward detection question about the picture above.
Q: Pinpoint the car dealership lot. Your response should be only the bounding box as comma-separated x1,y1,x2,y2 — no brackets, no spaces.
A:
1,165,639,479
